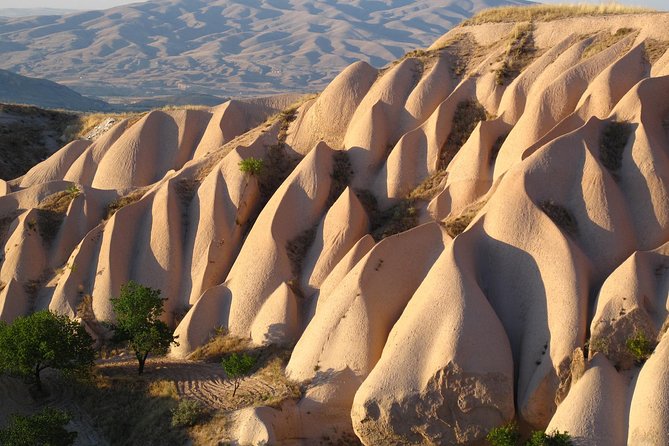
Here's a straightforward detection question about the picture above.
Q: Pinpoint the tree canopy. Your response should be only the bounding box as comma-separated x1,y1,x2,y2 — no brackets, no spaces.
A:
0,311,94,391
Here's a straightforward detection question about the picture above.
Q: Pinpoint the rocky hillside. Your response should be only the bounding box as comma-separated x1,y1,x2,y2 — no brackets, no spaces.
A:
1,5,669,445
0,0,529,98
0,69,111,111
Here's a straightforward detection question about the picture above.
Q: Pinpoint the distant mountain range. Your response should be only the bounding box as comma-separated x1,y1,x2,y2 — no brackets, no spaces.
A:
0,0,530,99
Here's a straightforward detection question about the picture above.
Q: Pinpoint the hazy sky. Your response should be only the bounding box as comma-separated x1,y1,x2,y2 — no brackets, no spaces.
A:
0,0,147,8
0,0,666,11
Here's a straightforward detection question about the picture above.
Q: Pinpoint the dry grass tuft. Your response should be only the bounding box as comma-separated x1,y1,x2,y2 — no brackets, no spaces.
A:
442,199,488,238
62,111,145,141
494,23,537,85
105,188,147,219
356,190,419,242
462,4,655,26
645,38,669,64
582,27,636,60
408,170,449,201
34,185,81,244
188,331,251,362
149,379,179,399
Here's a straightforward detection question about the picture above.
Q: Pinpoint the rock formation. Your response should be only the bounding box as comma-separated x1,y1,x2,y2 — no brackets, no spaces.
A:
1,7,669,445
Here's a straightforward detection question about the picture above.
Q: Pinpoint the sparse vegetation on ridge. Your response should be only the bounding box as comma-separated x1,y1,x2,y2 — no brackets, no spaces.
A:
105,188,147,219
462,4,655,26
62,111,145,141
582,28,636,60
494,23,537,86
645,38,669,64
33,184,81,245
443,198,488,238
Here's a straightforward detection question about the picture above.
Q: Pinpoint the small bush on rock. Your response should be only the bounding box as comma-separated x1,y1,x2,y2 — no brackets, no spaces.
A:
238,157,264,176
626,331,654,365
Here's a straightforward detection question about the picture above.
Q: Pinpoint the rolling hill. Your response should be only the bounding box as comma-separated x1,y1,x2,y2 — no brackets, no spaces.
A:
0,69,111,111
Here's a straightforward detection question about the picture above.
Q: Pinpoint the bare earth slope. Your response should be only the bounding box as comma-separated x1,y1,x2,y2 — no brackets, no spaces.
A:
0,0,529,98
2,6,669,445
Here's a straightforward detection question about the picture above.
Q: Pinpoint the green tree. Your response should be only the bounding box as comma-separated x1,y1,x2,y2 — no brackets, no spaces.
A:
221,352,256,397
0,311,94,391
110,281,178,375
0,407,76,446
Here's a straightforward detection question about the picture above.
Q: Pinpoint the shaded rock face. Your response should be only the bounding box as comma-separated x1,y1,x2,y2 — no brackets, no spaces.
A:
1,10,669,445
356,363,514,445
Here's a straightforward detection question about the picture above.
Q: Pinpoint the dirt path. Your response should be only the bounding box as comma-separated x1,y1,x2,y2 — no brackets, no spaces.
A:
98,357,296,411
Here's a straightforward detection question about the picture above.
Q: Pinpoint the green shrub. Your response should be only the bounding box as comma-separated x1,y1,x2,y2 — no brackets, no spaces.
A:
221,352,257,397
171,398,205,428
487,422,521,446
486,424,573,446
626,331,654,365
526,430,573,446
0,407,77,446
238,157,265,176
